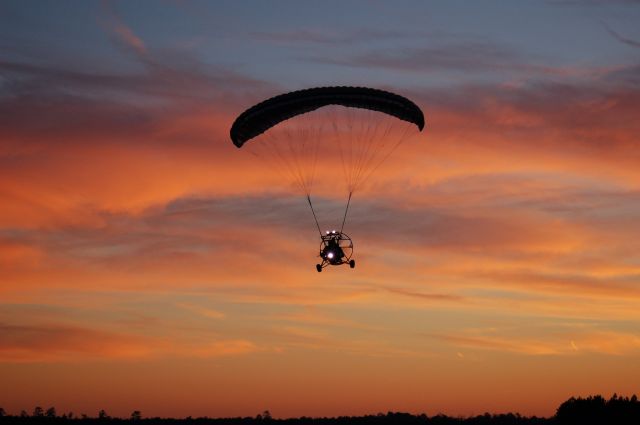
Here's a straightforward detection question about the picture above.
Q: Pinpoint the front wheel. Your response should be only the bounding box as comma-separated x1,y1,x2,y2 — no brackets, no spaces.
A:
316,264,322,273
349,259,355,269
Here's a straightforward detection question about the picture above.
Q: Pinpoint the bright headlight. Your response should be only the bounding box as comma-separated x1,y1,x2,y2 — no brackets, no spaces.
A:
327,252,334,259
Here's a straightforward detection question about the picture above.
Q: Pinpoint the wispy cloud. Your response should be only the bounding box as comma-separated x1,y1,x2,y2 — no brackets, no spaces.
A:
188,339,259,357
429,328,640,356
378,286,465,303
0,319,263,363
0,323,153,362
177,302,226,319
252,28,430,45
307,40,515,72
602,21,640,48
304,39,585,78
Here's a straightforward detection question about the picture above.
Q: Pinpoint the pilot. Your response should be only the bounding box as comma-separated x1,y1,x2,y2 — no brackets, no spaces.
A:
323,235,345,264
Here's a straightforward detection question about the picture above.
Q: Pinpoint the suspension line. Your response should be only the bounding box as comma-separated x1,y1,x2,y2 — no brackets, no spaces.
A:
340,191,353,233
306,195,323,237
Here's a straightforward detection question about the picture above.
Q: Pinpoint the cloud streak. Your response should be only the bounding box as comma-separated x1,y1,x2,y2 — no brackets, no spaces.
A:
602,21,640,48
0,322,153,362
0,319,262,363
430,328,640,356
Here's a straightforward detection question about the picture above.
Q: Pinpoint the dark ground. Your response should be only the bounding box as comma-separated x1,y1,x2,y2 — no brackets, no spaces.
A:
1,395,638,425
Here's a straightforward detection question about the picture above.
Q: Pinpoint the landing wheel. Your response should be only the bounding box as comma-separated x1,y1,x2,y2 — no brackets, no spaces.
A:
349,259,355,269
316,264,322,273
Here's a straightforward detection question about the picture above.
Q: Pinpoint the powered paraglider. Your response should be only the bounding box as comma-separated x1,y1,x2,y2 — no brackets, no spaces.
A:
230,86,425,271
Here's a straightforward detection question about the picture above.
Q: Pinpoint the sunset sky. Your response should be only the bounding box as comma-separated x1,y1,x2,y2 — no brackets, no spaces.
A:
1,0,640,419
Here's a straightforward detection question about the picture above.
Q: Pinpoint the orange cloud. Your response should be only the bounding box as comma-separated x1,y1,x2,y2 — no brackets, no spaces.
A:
0,323,153,362
430,328,640,356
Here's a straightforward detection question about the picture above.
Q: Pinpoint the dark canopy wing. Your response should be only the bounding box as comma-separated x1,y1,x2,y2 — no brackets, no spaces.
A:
230,86,425,148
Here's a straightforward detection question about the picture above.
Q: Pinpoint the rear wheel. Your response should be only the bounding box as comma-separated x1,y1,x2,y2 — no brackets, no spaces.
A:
316,264,322,273
349,259,355,269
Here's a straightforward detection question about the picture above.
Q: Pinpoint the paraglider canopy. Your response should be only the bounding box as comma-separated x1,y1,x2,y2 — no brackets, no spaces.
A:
230,86,424,148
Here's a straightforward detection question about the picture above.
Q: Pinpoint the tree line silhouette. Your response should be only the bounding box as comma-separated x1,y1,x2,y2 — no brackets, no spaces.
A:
1,394,638,425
